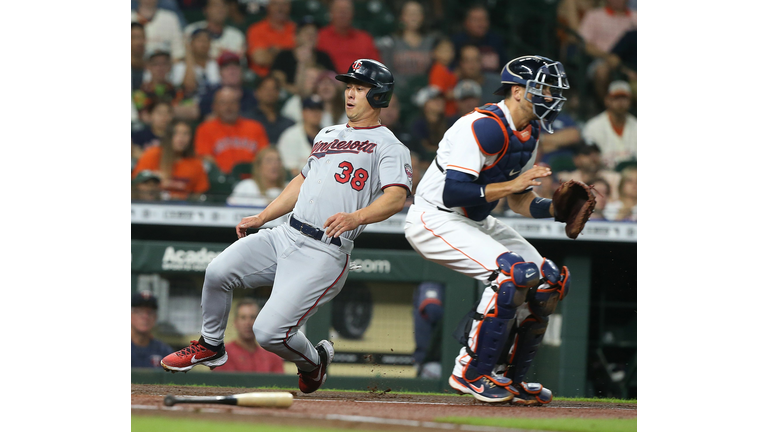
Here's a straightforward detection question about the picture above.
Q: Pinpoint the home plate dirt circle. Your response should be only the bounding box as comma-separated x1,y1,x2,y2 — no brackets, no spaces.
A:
132,384,636,431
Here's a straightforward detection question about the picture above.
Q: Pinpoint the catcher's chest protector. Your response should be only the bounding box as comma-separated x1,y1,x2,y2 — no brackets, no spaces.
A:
461,104,540,221
475,104,539,185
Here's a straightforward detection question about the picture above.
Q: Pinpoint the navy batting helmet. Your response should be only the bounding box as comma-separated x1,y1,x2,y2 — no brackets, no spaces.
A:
335,59,395,108
494,55,569,133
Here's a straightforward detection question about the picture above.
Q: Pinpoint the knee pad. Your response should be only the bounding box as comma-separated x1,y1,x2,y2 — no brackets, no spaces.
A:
495,252,540,317
525,258,569,319
537,258,570,301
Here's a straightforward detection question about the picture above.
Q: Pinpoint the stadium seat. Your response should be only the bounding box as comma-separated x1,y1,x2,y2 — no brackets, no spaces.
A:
504,0,560,59
203,160,235,203
353,0,396,38
615,159,637,173
291,0,328,26
229,162,253,182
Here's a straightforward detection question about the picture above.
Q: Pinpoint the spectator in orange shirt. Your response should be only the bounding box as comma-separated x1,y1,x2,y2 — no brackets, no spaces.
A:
214,298,285,373
427,37,458,117
245,0,296,77
194,86,270,174
132,119,210,201
316,0,380,73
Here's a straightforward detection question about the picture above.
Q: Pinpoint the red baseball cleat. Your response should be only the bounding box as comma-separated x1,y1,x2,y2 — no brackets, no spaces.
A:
298,340,334,394
160,338,228,373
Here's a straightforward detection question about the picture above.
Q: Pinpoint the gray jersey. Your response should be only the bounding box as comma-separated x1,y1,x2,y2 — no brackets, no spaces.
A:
294,123,413,241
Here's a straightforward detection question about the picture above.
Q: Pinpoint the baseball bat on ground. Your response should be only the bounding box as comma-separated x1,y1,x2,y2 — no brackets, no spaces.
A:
163,392,293,408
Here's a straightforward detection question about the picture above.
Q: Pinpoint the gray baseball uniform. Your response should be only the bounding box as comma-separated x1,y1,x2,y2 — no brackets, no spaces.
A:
200,123,412,371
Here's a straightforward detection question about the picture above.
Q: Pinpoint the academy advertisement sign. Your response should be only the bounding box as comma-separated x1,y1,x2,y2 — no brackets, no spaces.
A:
131,240,456,283
132,241,226,273
161,246,221,272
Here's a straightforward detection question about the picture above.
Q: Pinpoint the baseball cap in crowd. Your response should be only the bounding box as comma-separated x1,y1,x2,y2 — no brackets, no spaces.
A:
132,291,158,309
190,27,210,40
574,141,601,156
217,51,241,68
608,80,632,98
132,170,162,185
302,94,324,110
412,86,444,107
145,42,171,61
453,79,482,100
297,15,317,30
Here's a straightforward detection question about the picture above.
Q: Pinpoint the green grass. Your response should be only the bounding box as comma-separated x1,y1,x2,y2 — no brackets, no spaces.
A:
132,416,379,432
439,417,637,432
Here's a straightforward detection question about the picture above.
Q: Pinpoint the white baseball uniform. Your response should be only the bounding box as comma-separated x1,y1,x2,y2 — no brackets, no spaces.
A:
201,123,412,371
403,100,547,377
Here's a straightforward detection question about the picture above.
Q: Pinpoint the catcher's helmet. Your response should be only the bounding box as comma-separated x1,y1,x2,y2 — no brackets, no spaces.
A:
494,55,569,133
335,59,395,108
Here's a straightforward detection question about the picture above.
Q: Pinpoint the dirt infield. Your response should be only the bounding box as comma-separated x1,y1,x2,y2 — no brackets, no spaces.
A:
131,384,636,431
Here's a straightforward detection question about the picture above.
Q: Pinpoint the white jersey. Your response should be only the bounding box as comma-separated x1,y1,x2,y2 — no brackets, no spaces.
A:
414,101,539,216
294,123,413,240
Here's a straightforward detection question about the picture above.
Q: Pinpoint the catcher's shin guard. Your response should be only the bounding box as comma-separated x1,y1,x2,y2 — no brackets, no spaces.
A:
503,259,570,384
465,253,539,382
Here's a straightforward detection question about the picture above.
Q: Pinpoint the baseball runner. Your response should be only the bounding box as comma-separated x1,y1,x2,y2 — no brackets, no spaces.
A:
161,59,413,394
404,55,594,405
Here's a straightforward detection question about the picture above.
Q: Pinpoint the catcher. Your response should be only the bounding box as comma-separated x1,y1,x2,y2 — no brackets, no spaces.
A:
404,55,595,405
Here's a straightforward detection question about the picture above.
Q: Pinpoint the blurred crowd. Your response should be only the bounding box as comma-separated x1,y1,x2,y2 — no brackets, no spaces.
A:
131,0,637,223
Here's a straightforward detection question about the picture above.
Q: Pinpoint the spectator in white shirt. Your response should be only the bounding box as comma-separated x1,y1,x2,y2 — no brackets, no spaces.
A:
184,0,246,60
277,95,324,178
132,0,186,62
171,29,221,100
582,80,637,170
227,147,287,207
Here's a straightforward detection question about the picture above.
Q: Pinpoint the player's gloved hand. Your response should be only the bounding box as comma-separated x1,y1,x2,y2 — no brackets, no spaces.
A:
552,180,597,239
324,212,363,238
237,215,266,239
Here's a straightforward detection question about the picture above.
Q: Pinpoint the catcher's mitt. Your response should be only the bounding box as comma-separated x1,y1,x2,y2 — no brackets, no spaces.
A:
552,180,597,239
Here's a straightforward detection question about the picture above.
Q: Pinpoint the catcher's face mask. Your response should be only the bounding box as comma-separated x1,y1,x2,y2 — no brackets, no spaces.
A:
523,61,569,134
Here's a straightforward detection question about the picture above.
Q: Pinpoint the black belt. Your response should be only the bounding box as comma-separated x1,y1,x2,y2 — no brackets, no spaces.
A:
415,195,454,214
289,215,342,246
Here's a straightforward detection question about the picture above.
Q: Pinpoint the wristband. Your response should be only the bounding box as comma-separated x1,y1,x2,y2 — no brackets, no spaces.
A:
529,197,553,219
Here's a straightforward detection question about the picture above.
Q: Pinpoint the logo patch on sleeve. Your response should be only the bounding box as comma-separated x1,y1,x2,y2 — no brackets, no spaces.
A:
404,163,413,181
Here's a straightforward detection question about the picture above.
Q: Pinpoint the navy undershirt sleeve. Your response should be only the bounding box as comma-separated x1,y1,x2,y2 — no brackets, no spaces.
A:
443,170,488,208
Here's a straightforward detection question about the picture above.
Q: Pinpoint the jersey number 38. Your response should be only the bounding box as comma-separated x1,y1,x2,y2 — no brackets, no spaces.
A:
334,161,369,191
